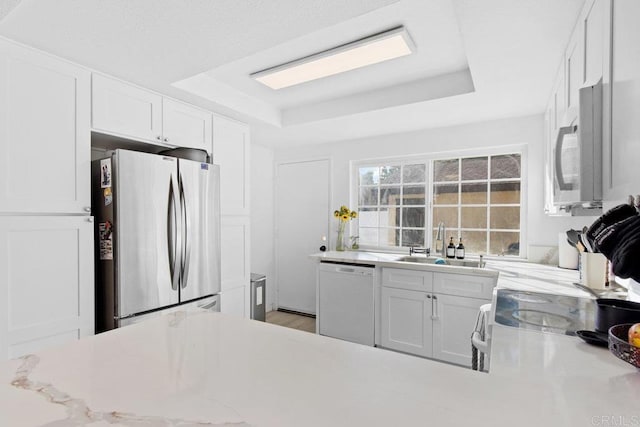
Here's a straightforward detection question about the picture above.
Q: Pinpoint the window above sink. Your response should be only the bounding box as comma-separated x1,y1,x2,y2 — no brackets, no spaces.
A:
352,149,524,257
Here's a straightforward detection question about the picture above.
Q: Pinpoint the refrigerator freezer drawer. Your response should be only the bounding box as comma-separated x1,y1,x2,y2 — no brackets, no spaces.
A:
118,295,220,328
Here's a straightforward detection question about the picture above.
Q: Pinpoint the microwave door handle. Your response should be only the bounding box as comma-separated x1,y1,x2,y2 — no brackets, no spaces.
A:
555,125,577,191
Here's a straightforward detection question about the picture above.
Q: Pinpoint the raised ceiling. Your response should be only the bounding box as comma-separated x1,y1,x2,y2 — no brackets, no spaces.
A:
0,0,585,148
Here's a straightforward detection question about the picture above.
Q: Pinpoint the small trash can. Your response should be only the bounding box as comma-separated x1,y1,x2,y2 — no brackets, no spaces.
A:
250,273,266,321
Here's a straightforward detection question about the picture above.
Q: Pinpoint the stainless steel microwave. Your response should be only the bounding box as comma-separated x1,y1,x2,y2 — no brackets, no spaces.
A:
553,80,603,208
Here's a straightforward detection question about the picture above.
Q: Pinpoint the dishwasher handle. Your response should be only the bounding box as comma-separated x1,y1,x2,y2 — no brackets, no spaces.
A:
319,263,374,276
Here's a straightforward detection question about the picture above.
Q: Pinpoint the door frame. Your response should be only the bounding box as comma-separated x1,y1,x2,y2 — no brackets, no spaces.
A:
274,157,332,311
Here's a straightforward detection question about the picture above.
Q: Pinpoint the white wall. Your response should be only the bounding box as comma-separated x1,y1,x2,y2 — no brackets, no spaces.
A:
274,114,594,256
250,143,276,311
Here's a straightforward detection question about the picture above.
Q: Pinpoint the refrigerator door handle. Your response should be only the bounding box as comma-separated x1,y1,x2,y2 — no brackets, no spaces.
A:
167,177,180,291
179,173,191,289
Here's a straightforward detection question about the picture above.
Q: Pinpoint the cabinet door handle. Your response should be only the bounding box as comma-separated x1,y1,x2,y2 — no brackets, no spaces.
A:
83,207,91,212
87,217,94,223
432,295,438,320
163,137,169,142
426,295,432,299
156,136,162,141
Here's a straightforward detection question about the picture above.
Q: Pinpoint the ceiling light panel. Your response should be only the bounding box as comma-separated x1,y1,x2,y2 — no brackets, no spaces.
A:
251,27,415,90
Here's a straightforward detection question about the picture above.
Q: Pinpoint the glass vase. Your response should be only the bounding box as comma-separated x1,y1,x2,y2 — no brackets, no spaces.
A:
336,221,347,251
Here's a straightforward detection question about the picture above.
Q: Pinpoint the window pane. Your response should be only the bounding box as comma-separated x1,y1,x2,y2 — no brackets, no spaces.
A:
359,227,379,245
490,231,520,255
402,207,425,228
433,207,457,228
380,186,401,205
403,185,426,205
380,228,399,246
434,159,459,182
379,207,400,228
491,154,521,179
359,187,378,206
433,184,458,205
461,230,487,254
359,167,379,185
490,181,521,204
403,164,425,183
358,208,378,227
461,207,487,229
402,229,425,247
490,207,520,229
461,183,487,204
461,157,488,180
380,166,401,184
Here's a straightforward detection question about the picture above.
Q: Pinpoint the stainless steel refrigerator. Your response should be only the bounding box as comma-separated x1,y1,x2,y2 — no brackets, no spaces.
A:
92,149,220,332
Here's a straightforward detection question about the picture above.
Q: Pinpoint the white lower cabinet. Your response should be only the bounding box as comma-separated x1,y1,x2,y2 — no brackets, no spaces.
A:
220,216,250,318
432,294,489,367
380,269,494,367
220,286,246,317
0,216,94,359
381,287,432,357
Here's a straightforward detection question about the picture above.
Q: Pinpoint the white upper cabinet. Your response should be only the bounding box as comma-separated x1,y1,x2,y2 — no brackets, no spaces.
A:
607,0,640,200
213,114,250,216
543,0,612,214
162,98,212,152
92,74,163,143
564,25,584,125
0,39,91,214
92,75,213,153
583,0,606,85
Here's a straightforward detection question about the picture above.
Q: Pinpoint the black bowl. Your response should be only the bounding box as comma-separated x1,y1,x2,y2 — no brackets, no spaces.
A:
595,299,640,333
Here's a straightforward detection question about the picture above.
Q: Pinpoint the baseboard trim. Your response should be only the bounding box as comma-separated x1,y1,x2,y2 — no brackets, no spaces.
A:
276,308,316,319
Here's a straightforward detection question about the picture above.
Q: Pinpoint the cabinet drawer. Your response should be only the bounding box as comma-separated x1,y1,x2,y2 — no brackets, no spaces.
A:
382,268,433,292
433,273,496,299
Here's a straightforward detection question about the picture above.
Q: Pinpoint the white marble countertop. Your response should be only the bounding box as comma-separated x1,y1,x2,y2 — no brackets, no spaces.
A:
1,309,638,427
311,251,499,277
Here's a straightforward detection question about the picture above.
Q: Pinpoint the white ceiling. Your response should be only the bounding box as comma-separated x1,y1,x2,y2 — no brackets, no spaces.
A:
0,0,585,149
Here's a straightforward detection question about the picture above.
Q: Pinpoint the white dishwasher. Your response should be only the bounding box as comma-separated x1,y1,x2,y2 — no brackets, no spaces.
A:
318,262,375,346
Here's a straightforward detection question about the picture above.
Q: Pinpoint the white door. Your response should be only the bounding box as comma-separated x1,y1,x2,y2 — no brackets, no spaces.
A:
276,159,330,314
0,216,94,360
381,287,433,357
163,98,212,152
92,74,163,143
432,294,488,367
0,39,91,214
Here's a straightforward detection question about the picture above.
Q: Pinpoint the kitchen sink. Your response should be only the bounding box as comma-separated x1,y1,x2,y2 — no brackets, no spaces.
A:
397,256,482,268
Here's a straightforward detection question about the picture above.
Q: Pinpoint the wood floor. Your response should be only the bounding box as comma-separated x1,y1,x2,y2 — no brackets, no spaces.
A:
266,310,316,333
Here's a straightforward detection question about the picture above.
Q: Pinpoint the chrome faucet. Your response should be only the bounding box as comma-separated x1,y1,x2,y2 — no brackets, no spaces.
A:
435,222,446,257
409,246,430,256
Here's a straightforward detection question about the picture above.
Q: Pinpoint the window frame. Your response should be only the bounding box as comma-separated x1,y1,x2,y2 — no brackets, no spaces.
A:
350,145,528,258
354,160,431,252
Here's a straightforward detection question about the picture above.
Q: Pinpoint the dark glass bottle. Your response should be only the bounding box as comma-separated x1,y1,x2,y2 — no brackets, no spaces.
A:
446,237,456,258
456,238,465,259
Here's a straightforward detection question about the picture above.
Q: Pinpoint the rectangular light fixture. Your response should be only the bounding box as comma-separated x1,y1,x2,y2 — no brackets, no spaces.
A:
251,26,415,90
